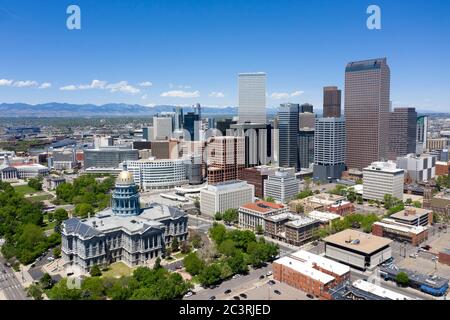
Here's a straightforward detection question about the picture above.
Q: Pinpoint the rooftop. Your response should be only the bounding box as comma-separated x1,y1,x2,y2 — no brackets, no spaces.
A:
352,279,413,300
374,219,427,235
390,207,432,221
240,201,285,214
307,210,341,222
285,216,318,228
363,161,404,174
274,256,336,284
290,250,350,276
324,229,393,254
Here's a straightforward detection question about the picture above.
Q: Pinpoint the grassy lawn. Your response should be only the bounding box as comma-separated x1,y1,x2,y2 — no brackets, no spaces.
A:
28,194,52,203
174,252,187,259
42,220,56,231
13,185,37,196
102,262,133,278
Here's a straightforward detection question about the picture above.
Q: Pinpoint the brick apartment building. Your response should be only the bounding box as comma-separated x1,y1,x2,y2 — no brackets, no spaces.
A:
327,201,355,216
273,250,350,300
372,218,428,246
264,213,320,246
240,167,268,199
436,161,450,176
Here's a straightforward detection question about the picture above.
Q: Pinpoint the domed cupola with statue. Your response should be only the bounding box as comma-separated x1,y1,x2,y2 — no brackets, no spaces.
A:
112,170,141,216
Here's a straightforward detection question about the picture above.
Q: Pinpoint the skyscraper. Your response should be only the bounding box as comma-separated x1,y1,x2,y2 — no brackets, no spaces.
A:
278,103,300,170
416,116,428,154
298,129,315,169
238,72,267,124
345,58,391,170
388,108,417,159
183,112,201,141
323,86,341,118
300,103,314,113
313,118,346,182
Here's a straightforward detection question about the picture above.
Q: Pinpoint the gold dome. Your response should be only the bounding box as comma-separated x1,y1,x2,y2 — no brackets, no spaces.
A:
116,170,134,185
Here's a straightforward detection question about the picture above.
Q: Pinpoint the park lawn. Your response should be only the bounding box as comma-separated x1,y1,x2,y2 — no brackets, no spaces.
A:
13,184,37,196
102,262,134,278
42,220,56,232
28,194,52,203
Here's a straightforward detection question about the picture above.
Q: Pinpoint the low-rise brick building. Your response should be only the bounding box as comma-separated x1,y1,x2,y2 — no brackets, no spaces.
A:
372,218,428,246
273,250,350,299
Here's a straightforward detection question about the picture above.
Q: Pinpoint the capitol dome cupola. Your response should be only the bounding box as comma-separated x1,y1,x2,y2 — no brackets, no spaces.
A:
112,170,141,216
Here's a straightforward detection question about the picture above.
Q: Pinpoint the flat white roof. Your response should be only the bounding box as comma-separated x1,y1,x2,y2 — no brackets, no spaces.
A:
352,279,414,300
290,250,350,276
307,210,341,222
274,256,335,284
375,219,427,235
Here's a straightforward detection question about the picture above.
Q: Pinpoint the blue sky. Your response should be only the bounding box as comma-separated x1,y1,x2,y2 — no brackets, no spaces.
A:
0,0,449,112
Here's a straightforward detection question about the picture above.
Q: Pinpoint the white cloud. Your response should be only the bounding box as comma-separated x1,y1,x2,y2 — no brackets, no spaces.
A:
12,80,38,88
139,81,153,87
59,80,140,95
291,90,304,97
0,79,13,86
270,90,304,100
209,91,225,98
38,82,52,89
141,94,148,100
145,103,156,108
106,81,140,95
161,90,200,98
270,92,290,100
169,83,191,89
60,85,78,91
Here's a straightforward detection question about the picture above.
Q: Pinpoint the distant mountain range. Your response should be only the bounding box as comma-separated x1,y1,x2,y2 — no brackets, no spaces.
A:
0,103,240,118
0,103,445,118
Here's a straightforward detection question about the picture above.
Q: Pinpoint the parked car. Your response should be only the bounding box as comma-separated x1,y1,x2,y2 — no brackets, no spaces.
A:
224,289,232,294
232,274,241,279
266,271,272,276
306,294,314,299
268,280,276,285
183,291,193,298
233,296,240,300
240,293,247,299
259,275,265,280
47,257,55,262
274,290,281,295
209,296,216,300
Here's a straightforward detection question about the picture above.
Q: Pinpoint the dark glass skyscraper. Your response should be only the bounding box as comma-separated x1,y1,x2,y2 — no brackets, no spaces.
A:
183,112,200,141
298,130,315,169
278,103,299,170
388,108,417,159
323,86,341,118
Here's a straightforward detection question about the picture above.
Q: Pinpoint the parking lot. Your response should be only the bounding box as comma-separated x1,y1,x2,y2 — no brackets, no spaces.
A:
242,281,311,300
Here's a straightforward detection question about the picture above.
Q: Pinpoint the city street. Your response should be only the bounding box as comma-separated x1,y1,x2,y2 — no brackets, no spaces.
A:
185,264,273,300
0,256,29,300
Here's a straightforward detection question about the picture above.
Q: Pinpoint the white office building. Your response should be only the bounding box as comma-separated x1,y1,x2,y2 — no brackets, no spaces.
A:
264,168,299,203
153,117,173,140
396,153,436,183
238,72,266,124
200,180,254,216
124,158,189,191
363,161,404,202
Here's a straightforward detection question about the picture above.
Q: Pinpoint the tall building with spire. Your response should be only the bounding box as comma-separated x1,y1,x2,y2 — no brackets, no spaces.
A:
345,58,391,170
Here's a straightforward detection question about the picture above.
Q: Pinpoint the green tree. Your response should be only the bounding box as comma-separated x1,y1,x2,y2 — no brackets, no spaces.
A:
171,237,179,252
47,279,82,300
255,224,264,235
53,247,61,259
183,252,205,276
264,197,275,203
226,251,248,274
222,209,238,225
294,204,304,214
90,265,102,277
395,272,409,287
180,241,191,254
74,203,94,219
190,233,203,249
214,212,223,221
209,223,227,245
297,189,313,200
53,208,69,224
26,283,44,300
28,178,43,191
412,201,422,208
198,263,222,287
40,273,54,289
153,257,162,270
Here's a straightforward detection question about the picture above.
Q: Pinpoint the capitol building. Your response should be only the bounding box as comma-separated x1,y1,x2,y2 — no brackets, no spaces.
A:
61,170,188,273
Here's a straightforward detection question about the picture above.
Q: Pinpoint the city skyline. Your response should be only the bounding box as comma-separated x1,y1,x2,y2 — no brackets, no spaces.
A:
0,0,449,112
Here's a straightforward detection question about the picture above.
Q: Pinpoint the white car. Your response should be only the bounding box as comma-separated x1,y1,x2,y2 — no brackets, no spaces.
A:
266,271,273,276
184,291,193,298
47,257,55,262
232,274,241,279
